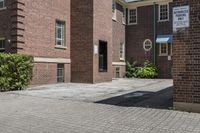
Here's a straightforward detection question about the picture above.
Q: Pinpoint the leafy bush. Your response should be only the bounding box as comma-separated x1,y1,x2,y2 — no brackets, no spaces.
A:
126,60,158,79
126,61,138,78
136,60,158,79
0,53,33,92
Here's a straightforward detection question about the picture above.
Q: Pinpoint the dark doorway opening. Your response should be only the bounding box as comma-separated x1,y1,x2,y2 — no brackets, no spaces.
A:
99,40,108,72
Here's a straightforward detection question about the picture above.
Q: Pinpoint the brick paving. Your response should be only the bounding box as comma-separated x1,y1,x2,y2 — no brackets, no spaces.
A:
0,79,200,133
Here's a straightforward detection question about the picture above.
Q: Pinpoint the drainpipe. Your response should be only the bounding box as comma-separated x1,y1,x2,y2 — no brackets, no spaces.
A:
153,2,156,65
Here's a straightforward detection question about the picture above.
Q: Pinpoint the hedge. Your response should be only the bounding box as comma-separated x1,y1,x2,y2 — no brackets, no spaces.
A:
0,53,33,92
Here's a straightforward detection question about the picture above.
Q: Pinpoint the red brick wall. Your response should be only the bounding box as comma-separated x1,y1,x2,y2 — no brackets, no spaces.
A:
173,0,200,105
17,0,71,84
18,0,70,59
32,63,70,85
93,0,113,83
126,4,173,78
112,2,126,78
71,0,94,83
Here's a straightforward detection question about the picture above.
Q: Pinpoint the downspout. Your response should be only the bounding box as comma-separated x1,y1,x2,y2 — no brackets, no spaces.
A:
153,2,156,65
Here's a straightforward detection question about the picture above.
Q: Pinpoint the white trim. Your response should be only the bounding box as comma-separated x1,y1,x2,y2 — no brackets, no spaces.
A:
112,62,126,66
128,8,137,25
122,7,126,25
159,43,168,56
112,0,117,21
34,57,71,64
158,3,169,22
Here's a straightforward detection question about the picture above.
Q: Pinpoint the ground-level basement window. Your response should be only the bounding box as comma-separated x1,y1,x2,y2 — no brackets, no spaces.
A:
0,0,5,9
0,38,5,52
116,67,120,78
57,64,65,83
99,40,108,72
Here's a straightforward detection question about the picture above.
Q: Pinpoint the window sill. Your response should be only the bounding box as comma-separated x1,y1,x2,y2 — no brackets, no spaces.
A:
128,23,137,26
55,45,67,50
112,17,117,21
159,54,168,57
158,19,169,23
0,7,7,11
120,58,125,61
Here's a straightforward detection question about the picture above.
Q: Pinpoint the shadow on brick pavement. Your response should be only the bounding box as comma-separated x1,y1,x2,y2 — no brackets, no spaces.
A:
95,86,173,109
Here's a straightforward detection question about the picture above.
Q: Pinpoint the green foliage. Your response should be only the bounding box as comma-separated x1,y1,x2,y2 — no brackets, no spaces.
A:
0,53,33,92
126,61,138,78
136,60,158,79
126,60,158,79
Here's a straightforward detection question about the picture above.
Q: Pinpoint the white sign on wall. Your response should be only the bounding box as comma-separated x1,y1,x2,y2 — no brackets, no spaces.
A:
173,6,190,31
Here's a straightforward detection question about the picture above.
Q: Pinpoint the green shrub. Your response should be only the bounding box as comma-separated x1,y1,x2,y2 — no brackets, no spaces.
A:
136,60,158,79
126,61,138,78
0,53,33,92
126,60,158,79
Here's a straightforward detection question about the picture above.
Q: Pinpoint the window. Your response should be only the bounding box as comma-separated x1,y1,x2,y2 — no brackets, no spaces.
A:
116,67,120,78
0,38,5,52
159,43,168,56
56,20,65,46
99,41,108,72
120,43,125,60
143,39,152,51
122,7,126,24
57,64,65,83
159,4,169,21
112,1,116,20
128,8,137,25
0,0,5,9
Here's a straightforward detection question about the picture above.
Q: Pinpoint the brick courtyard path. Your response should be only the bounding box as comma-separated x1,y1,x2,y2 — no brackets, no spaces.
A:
0,92,200,133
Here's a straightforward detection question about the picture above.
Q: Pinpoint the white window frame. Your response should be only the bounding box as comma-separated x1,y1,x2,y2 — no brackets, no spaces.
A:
0,37,5,51
57,64,65,83
122,7,126,25
158,3,169,22
112,1,117,21
0,0,5,9
56,20,65,47
159,43,168,56
120,42,125,60
128,8,137,25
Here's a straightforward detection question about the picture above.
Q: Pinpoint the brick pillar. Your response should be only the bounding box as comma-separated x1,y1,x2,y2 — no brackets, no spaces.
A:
10,0,25,52
173,0,200,112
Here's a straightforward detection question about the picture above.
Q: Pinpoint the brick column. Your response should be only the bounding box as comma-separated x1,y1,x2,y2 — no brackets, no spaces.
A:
173,0,200,112
10,0,25,52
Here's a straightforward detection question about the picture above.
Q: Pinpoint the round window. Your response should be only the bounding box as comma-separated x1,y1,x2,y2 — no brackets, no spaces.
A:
143,39,152,51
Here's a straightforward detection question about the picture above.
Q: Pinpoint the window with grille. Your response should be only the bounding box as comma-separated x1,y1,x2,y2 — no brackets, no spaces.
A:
120,43,125,60
112,1,116,20
56,20,65,46
0,0,5,9
57,64,65,83
159,43,168,56
122,7,126,24
116,67,120,78
128,9,137,24
0,38,5,52
159,4,169,21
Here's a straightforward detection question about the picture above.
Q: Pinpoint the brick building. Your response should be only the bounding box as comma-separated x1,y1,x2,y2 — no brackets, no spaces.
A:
172,0,200,113
0,0,174,84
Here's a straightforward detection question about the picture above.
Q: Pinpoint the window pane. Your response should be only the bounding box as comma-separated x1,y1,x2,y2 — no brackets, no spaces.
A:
56,21,65,46
160,4,168,21
0,1,4,8
129,9,137,24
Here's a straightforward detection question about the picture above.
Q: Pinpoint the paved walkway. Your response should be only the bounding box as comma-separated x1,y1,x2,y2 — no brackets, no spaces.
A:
0,79,200,133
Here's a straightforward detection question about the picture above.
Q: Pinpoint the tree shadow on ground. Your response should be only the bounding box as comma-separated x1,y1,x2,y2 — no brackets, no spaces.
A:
95,87,173,109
